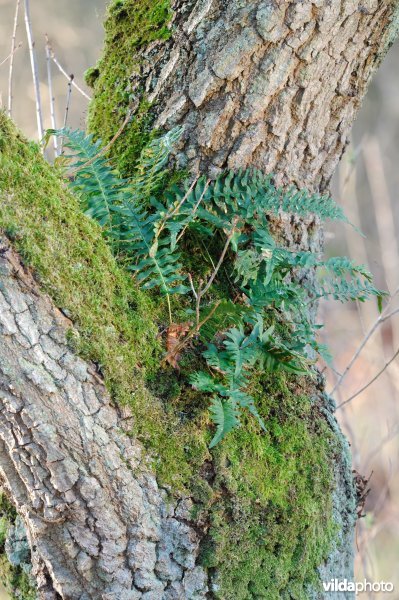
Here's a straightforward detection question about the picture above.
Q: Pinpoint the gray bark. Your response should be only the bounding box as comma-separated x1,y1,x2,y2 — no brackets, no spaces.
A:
0,238,207,599
1,1,399,598
147,0,399,191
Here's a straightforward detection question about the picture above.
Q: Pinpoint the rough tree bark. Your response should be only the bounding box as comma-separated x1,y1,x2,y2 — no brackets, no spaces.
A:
1,1,399,599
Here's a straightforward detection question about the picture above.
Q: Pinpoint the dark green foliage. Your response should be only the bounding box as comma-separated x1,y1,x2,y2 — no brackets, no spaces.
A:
190,317,308,447
0,115,344,597
50,128,187,319
46,128,124,231
52,127,384,447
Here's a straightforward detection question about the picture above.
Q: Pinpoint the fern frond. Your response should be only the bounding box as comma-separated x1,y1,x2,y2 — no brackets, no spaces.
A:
209,397,240,448
318,257,385,303
131,127,183,202
196,300,251,341
117,201,188,295
229,390,267,432
197,169,349,225
278,186,348,222
49,127,125,234
189,372,219,393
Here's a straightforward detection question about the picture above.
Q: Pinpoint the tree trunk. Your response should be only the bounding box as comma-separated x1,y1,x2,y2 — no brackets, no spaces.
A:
1,1,399,599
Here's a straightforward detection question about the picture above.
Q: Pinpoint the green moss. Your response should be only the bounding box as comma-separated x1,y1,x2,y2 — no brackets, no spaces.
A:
0,113,337,596
0,556,36,600
200,373,338,598
86,0,172,176
0,113,209,491
0,493,36,600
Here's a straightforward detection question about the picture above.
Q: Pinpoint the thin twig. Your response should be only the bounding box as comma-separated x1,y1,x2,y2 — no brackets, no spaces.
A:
0,42,22,68
188,217,238,331
157,177,199,236
188,273,198,300
45,34,58,156
176,180,211,244
90,111,131,158
330,288,399,396
67,110,133,177
63,76,73,127
337,347,399,410
195,280,204,329
7,0,20,116
59,75,74,155
189,218,239,330
201,218,239,297
24,0,44,143
46,39,91,100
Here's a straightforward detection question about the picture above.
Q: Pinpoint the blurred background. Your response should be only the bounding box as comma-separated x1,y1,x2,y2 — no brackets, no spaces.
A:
0,1,399,598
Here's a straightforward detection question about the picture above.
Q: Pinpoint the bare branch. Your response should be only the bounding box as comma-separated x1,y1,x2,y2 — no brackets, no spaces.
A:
69,110,133,175
7,0,21,118
0,42,22,69
176,180,211,244
330,288,399,396
188,273,198,300
201,218,239,297
59,75,74,155
23,0,44,143
46,39,91,100
337,347,399,410
45,34,58,156
154,177,199,240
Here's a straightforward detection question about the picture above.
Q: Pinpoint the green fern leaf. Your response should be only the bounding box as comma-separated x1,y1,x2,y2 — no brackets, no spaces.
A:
131,127,183,202
196,300,252,341
49,128,125,235
118,202,188,295
189,372,219,393
209,397,240,448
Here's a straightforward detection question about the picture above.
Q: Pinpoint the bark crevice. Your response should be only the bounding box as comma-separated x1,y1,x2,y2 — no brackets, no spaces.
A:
0,238,208,599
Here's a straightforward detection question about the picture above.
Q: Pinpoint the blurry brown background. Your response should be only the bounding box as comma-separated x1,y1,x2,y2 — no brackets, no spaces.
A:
0,1,399,598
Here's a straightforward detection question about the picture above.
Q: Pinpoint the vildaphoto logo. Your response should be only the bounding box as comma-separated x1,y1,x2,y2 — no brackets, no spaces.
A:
323,579,395,595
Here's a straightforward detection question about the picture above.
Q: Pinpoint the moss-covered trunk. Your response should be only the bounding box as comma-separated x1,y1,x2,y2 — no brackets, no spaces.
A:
1,1,399,598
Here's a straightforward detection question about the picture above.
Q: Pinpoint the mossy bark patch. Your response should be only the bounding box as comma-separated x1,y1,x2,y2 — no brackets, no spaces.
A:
0,114,338,596
0,493,36,600
199,374,338,598
0,113,206,491
86,0,172,176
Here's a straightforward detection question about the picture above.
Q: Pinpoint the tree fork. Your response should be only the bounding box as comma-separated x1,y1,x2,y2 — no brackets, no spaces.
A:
1,1,399,598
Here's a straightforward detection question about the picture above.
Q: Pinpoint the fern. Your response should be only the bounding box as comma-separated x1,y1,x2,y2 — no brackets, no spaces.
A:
48,127,125,234
52,127,385,447
51,127,188,321
131,127,183,203
190,317,307,445
115,201,188,295
195,300,252,342
209,398,240,448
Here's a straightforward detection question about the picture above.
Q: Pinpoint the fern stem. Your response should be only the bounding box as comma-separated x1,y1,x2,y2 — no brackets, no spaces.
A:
175,179,211,244
166,293,173,325
156,177,199,239
201,217,239,296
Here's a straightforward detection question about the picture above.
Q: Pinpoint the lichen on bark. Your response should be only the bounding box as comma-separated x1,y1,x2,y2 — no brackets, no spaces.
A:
0,492,36,600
